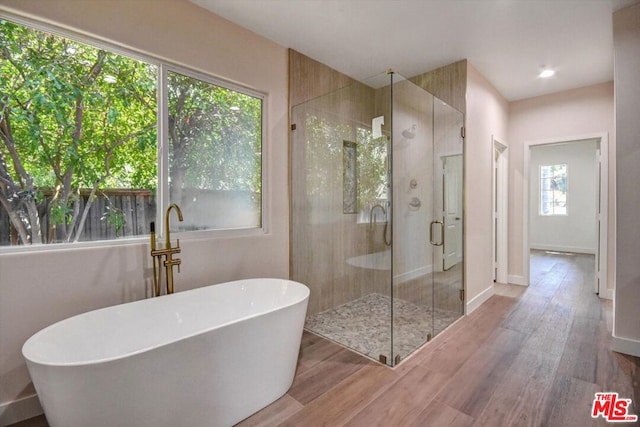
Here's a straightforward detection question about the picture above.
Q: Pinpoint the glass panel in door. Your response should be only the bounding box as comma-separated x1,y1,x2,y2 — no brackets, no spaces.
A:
433,97,464,336
291,72,394,365
391,75,435,364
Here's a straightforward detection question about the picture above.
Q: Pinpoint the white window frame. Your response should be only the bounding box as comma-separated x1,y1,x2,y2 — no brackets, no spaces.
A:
539,163,568,217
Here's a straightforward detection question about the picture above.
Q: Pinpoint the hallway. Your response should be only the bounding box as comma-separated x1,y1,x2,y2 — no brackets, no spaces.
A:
12,252,640,427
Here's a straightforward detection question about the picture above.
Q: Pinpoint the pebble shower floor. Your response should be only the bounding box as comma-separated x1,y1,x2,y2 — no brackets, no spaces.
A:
305,293,460,364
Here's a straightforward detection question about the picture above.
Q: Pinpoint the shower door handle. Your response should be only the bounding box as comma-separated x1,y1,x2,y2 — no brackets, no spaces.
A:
430,220,444,246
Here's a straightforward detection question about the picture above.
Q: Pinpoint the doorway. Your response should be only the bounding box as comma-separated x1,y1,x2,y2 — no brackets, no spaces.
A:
522,134,608,297
492,138,508,284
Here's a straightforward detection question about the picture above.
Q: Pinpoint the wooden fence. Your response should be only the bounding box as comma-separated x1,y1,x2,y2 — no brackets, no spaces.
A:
0,189,156,246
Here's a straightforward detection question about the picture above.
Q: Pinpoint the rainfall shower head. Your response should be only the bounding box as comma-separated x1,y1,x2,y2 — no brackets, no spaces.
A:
402,124,416,139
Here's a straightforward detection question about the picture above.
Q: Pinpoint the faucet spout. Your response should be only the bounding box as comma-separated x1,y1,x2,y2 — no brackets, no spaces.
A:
369,203,386,228
164,203,183,248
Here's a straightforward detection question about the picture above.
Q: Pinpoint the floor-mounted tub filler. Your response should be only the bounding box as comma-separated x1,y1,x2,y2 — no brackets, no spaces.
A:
22,279,310,427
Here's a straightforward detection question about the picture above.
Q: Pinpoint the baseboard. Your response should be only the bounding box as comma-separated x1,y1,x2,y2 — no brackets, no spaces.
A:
0,394,43,426
466,285,494,314
612,335,640,357
599,287,614,300
530,244,596,255
507,275,527,286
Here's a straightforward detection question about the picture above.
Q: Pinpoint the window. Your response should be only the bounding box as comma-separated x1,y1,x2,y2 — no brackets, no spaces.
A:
166,70,262,231
0,18,263,248
540,164,567,216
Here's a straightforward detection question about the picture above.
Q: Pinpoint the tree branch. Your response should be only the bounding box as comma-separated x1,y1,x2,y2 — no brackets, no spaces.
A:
0,105,30,189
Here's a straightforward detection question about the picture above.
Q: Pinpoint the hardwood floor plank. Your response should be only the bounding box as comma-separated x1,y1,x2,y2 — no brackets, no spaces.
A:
434,327,526,418
556,315,601,383
398,295,518,376
542,374,608,427
6,416,48,427
521,300,574,359
288,346,371,405
344,365,450,426
474,343,562,426
296,331,345,375
413,399,476,427
281,364,398,427
235,394,303,427
494,282,526,298
501,299,549,336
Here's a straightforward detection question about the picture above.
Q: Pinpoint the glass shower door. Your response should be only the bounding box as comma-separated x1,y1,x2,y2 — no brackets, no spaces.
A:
390,75,436,364
432,98,465,336
391,76,464,365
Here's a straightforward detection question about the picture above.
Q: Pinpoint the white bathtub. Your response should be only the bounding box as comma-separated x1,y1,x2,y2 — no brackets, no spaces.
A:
22,278,310,427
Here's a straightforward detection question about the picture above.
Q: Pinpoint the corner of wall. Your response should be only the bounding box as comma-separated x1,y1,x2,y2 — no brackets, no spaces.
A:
466,284,494,314
611,335,640,358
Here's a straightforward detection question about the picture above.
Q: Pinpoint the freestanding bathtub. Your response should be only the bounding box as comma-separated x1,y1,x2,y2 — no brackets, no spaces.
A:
22,278,309,427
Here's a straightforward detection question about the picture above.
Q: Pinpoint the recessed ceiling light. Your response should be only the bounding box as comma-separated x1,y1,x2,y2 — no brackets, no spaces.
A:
538,69,555,78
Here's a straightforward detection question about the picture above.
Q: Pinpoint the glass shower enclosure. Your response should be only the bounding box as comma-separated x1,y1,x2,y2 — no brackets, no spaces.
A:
291,71,464,366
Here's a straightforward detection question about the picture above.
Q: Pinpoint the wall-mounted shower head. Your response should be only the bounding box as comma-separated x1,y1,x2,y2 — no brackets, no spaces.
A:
402,124,416,139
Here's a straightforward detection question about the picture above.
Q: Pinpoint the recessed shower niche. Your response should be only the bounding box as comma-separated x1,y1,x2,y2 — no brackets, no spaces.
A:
291,70,464,366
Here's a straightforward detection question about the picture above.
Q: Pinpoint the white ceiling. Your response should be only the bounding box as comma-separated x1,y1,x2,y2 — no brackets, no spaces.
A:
191,0,639,101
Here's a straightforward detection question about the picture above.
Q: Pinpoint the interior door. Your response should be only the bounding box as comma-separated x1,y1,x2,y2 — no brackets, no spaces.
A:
443,154,463,270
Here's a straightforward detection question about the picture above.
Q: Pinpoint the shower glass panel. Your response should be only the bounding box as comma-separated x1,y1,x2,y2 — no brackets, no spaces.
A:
292,70,464,366
390,76,436,362
291,72,394,364
432,98,465,336
390,76,464,363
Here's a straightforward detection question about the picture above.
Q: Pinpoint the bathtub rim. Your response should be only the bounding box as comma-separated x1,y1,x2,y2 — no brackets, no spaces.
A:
22,278,309,368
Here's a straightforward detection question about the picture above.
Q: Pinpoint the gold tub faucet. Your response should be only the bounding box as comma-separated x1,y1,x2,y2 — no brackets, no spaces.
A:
150,204,184,296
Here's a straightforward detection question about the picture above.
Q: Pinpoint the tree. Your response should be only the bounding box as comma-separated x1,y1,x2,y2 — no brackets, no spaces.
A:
0,20,157,244
167,71,262,215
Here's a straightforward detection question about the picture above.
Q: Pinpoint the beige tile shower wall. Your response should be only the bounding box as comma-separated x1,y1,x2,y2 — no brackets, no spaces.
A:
409,60,467,114
290,51,389,315
289,50,357,107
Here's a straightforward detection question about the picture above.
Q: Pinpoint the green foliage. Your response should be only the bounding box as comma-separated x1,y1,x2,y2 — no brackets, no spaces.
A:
0,20,157,189
356,128,389,208
0,19,264,244
303,114,388,213
100,203,125,237
49,200,73,225
0,19,157,244
167,71,262,195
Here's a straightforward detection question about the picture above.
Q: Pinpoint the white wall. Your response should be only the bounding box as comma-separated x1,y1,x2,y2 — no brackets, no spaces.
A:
507,82,615,287
613,3,640,357
529,141,598,254
464,63,509,311
0,0,289,423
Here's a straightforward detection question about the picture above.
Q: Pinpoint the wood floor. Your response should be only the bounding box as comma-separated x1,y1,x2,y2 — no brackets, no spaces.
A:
11,251,640,426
